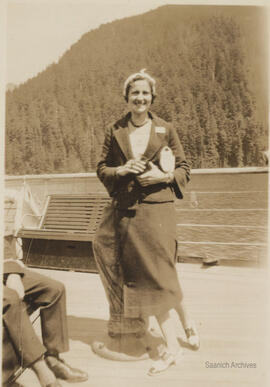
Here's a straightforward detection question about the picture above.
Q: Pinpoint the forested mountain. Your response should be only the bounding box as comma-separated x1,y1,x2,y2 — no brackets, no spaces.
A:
5,5,268,175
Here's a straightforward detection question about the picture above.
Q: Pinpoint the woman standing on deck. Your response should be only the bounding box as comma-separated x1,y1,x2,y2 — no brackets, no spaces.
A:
93,69,199,375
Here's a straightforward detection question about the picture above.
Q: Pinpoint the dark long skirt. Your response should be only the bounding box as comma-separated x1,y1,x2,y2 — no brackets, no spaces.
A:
117,202,183,317
93,201,182,326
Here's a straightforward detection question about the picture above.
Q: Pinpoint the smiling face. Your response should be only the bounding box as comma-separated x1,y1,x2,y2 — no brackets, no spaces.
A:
127,79,152,115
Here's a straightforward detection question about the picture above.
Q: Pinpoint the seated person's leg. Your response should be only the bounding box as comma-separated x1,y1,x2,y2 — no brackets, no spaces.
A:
2,286,61,387
21,269,88,383
3,286,46,369
22,269,69,355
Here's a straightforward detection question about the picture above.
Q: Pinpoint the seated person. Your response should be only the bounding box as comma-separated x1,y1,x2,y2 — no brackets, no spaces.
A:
2,232,88,386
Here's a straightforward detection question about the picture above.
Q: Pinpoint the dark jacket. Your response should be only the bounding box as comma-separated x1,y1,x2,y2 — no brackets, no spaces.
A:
97,111,190,209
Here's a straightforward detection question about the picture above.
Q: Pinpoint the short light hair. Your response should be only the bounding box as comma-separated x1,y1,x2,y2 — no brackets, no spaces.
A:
123,69,156,103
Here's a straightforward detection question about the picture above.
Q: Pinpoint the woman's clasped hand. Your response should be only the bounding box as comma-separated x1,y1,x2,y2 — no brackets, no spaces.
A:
116,159,147,176
116,159,168,186
136,162,167,186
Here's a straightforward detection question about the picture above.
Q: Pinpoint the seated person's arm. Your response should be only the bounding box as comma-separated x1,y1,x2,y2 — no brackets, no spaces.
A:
4,259,25,300
6,274,25,299
5,274,25,299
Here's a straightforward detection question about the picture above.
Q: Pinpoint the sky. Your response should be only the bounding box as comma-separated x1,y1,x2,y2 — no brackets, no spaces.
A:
5,0,170,85
4,0,268,86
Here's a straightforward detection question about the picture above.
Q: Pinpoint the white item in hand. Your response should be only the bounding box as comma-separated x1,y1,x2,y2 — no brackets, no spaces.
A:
159,146,175,173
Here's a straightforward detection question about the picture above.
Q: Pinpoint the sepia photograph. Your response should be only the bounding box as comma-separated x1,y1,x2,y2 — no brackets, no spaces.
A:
1,0,269,386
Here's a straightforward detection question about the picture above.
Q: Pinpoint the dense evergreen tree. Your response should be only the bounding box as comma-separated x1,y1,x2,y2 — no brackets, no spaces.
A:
5,5,268,175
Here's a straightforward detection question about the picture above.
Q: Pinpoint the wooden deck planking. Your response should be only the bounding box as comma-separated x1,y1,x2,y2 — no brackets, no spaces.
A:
16,263,267,387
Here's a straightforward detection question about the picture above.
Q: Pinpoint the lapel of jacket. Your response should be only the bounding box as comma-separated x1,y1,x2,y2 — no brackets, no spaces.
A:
141,112,166,161
113,113,133,161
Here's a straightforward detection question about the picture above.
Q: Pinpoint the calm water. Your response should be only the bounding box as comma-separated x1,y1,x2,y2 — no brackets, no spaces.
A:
176,172,268,264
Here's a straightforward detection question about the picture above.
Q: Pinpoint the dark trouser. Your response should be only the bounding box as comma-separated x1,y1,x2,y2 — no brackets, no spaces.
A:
3,269,69,368
3,286,45,369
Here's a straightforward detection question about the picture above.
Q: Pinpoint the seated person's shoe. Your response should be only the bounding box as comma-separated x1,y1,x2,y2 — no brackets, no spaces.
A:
148,349,183,376
46,356,88,383
185,323,200,350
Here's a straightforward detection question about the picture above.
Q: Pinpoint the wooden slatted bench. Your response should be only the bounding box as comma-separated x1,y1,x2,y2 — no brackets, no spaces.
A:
17,193,111,272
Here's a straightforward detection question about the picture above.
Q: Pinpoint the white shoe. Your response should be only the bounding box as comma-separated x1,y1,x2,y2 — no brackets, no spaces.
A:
185,323,200,350
148,349,183,376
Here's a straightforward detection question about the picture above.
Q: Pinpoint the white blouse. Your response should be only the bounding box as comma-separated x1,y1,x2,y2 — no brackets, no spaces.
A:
128,120,152,160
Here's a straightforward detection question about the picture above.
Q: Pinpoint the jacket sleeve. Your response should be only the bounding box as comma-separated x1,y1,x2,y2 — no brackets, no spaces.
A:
96,127,122,197
168,125,190,199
